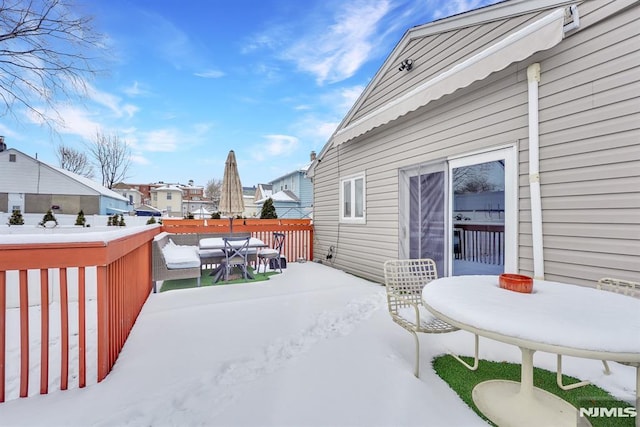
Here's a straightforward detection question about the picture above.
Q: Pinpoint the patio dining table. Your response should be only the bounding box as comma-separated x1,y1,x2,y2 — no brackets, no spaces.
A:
199,237,267,283
422,275,640,427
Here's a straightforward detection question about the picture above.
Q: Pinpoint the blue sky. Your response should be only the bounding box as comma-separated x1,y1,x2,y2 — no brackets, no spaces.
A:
1,0,498,188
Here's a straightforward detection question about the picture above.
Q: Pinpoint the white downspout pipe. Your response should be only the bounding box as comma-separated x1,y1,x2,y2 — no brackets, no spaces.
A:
527,63,544,279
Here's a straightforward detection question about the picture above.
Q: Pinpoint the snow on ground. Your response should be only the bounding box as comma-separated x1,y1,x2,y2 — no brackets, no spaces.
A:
0,262,636,426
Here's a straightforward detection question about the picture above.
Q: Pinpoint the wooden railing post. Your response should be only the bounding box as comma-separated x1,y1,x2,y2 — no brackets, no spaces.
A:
19,270,28,398
0,271,5,403
96,265,109,382
78,267,86,388
39,269,49,395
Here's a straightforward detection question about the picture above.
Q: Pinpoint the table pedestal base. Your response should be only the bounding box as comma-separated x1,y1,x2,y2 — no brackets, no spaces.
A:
473,380,587,427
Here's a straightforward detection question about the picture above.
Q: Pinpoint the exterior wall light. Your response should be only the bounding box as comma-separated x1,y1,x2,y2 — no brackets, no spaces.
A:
399,59,413,71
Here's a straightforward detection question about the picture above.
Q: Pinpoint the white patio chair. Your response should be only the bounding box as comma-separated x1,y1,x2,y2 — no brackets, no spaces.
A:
556,277,639,390
257,232,285,274
384,258,479,378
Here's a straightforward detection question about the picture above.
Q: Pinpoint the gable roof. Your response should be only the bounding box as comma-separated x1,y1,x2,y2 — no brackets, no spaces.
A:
1,148,127,201
333,7,568,146
256,189,299,204
54,166,128,201
310,0,580,174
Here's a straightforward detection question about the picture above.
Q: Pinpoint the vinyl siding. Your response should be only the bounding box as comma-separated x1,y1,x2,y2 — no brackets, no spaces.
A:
314,0,639,286
525,0,640,284
350,10,546,124
1,151,96,196
315,63,529,283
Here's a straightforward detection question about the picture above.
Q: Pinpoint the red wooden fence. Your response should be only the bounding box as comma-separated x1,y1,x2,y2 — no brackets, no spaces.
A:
0,218,313,402
161,218,314,262
0,227,159,403
0,219,314,403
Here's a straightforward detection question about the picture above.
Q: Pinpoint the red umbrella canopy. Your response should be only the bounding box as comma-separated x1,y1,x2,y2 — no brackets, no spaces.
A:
219,150,245,217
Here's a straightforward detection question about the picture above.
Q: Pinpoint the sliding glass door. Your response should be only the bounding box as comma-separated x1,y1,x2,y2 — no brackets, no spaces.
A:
399,163,446,275
400,146,517,277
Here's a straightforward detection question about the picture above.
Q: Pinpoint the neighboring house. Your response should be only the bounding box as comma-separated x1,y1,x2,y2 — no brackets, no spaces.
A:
254,184,272,202
112,187,144,208
113,182,159,205
309,0,639,286
150,185,183,217
0,147,129,215
243,187,259,218
257,152,314,218
181,179,209,216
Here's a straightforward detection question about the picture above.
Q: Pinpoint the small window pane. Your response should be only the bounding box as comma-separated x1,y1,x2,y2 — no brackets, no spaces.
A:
354,178,363,217
343,181,351,217
9,154,16,162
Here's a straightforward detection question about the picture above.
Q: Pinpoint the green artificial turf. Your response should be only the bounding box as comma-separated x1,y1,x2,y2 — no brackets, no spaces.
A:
160,266,278,292
433,355,636,427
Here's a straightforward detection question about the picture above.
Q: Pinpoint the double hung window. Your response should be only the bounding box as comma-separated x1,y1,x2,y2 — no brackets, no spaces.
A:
340,173,365,224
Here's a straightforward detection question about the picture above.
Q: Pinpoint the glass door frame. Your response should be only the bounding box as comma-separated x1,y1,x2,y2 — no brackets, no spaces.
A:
446,145,518,276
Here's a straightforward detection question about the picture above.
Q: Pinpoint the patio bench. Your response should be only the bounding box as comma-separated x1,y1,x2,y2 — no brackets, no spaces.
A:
152,232,201,293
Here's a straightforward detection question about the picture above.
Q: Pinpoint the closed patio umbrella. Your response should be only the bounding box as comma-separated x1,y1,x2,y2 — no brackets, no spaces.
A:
219,150,245,232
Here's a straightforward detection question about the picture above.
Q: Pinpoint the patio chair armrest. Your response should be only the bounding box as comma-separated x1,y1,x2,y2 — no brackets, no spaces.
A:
388,291,422,324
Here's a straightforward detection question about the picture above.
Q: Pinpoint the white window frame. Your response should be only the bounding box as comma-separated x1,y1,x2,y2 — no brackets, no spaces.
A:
447,145,518,275
339,172,366,224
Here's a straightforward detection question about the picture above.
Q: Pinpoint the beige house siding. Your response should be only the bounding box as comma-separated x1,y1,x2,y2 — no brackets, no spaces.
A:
350,10,547,124
527,0,640,284
313,0,639,286
315,63,529,283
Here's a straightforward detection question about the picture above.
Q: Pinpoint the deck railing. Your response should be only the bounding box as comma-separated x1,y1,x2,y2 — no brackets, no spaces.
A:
161,218,314,262
453,223,504,265
0,219,313,403
0,226,159,403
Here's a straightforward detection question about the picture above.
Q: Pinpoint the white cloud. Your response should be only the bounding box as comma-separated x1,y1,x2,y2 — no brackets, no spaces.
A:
264,134,299,156
282,0,391,84
138,128,180,152
135,122,212,153
85,82,139,119
130,153,150,165
123,81,151,97
194,69,225,79
244,0,392,85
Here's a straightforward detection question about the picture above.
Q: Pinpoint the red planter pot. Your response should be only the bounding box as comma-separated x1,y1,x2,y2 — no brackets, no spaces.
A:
499,274,533,293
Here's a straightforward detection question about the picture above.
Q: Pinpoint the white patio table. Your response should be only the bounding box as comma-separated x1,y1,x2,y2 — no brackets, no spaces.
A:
199,237,267,282
422,275,640,427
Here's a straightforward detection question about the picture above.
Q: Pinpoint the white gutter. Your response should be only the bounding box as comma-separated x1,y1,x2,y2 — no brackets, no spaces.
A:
527,63,544,279
526,5,579,279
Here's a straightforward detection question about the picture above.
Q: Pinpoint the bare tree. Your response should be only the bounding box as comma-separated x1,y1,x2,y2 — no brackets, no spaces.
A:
56,143,94,178
453,163,499,193
205,178,222,209
87,131,131,189
0,0,104,124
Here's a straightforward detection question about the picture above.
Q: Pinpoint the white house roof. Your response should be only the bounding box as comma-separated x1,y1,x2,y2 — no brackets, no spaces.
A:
45,161,127,202
257,184,273,199
152,184,183,192
256,190,299,204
